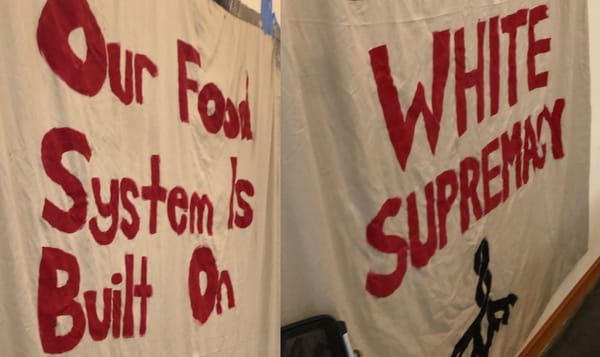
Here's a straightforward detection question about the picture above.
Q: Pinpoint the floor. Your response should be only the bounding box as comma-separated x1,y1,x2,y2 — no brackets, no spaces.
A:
543,279,600,356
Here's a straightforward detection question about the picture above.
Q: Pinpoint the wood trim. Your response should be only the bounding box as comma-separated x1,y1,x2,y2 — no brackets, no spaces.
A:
518,256,600,357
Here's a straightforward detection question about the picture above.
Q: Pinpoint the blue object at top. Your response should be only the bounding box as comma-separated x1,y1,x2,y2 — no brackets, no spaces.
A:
261,0,274,35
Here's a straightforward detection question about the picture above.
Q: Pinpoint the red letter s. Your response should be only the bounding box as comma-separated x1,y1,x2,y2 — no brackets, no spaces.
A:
365,198,409,298
41,127,91,233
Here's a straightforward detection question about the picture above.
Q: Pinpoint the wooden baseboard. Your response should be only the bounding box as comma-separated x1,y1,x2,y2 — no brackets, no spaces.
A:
518,255,600,357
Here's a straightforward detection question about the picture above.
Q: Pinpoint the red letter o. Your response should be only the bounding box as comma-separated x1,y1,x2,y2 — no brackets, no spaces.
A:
197,83,225,134
188,246,218,324
37,0,107,96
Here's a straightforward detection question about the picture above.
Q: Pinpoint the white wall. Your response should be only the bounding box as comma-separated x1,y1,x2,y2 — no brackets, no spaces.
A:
587,0,600,242
522,0,600,349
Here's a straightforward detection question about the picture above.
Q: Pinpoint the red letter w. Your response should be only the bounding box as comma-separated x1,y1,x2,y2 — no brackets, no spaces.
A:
369,30,450,171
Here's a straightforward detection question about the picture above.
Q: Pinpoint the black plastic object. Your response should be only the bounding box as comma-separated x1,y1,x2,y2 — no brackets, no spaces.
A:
281,315,349,357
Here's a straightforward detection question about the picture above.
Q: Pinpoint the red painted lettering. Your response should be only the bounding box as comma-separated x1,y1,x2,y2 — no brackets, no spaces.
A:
500,121,523,201
177,39,252,139
38,248,152,352
188,246,235,324
489,16,501,116
369,30,450,171
528,5,551,91
37,0,107,96
459,157,483,232
37,0,158,103
89,178,119,245
134,54,158,104
38,247,85,354
407,183,437,268
365,198,409,298
228,157,254,230
141,155,167,234
436,169,458,249
167,186,188,235
455,21,485,134
541,98,566,159
482,138,502,214
108,43,134,104
198,83,226,134
120,177,140,239
501,9,528,106
41,128,91,234
177,39,201,123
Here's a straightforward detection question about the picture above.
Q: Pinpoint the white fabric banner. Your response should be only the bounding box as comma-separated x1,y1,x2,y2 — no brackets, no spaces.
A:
0,0,279,356
282,0,590,356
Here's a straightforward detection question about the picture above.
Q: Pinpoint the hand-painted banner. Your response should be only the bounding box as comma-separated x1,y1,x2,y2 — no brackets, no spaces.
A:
281,1,590,356
0,0,279,355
